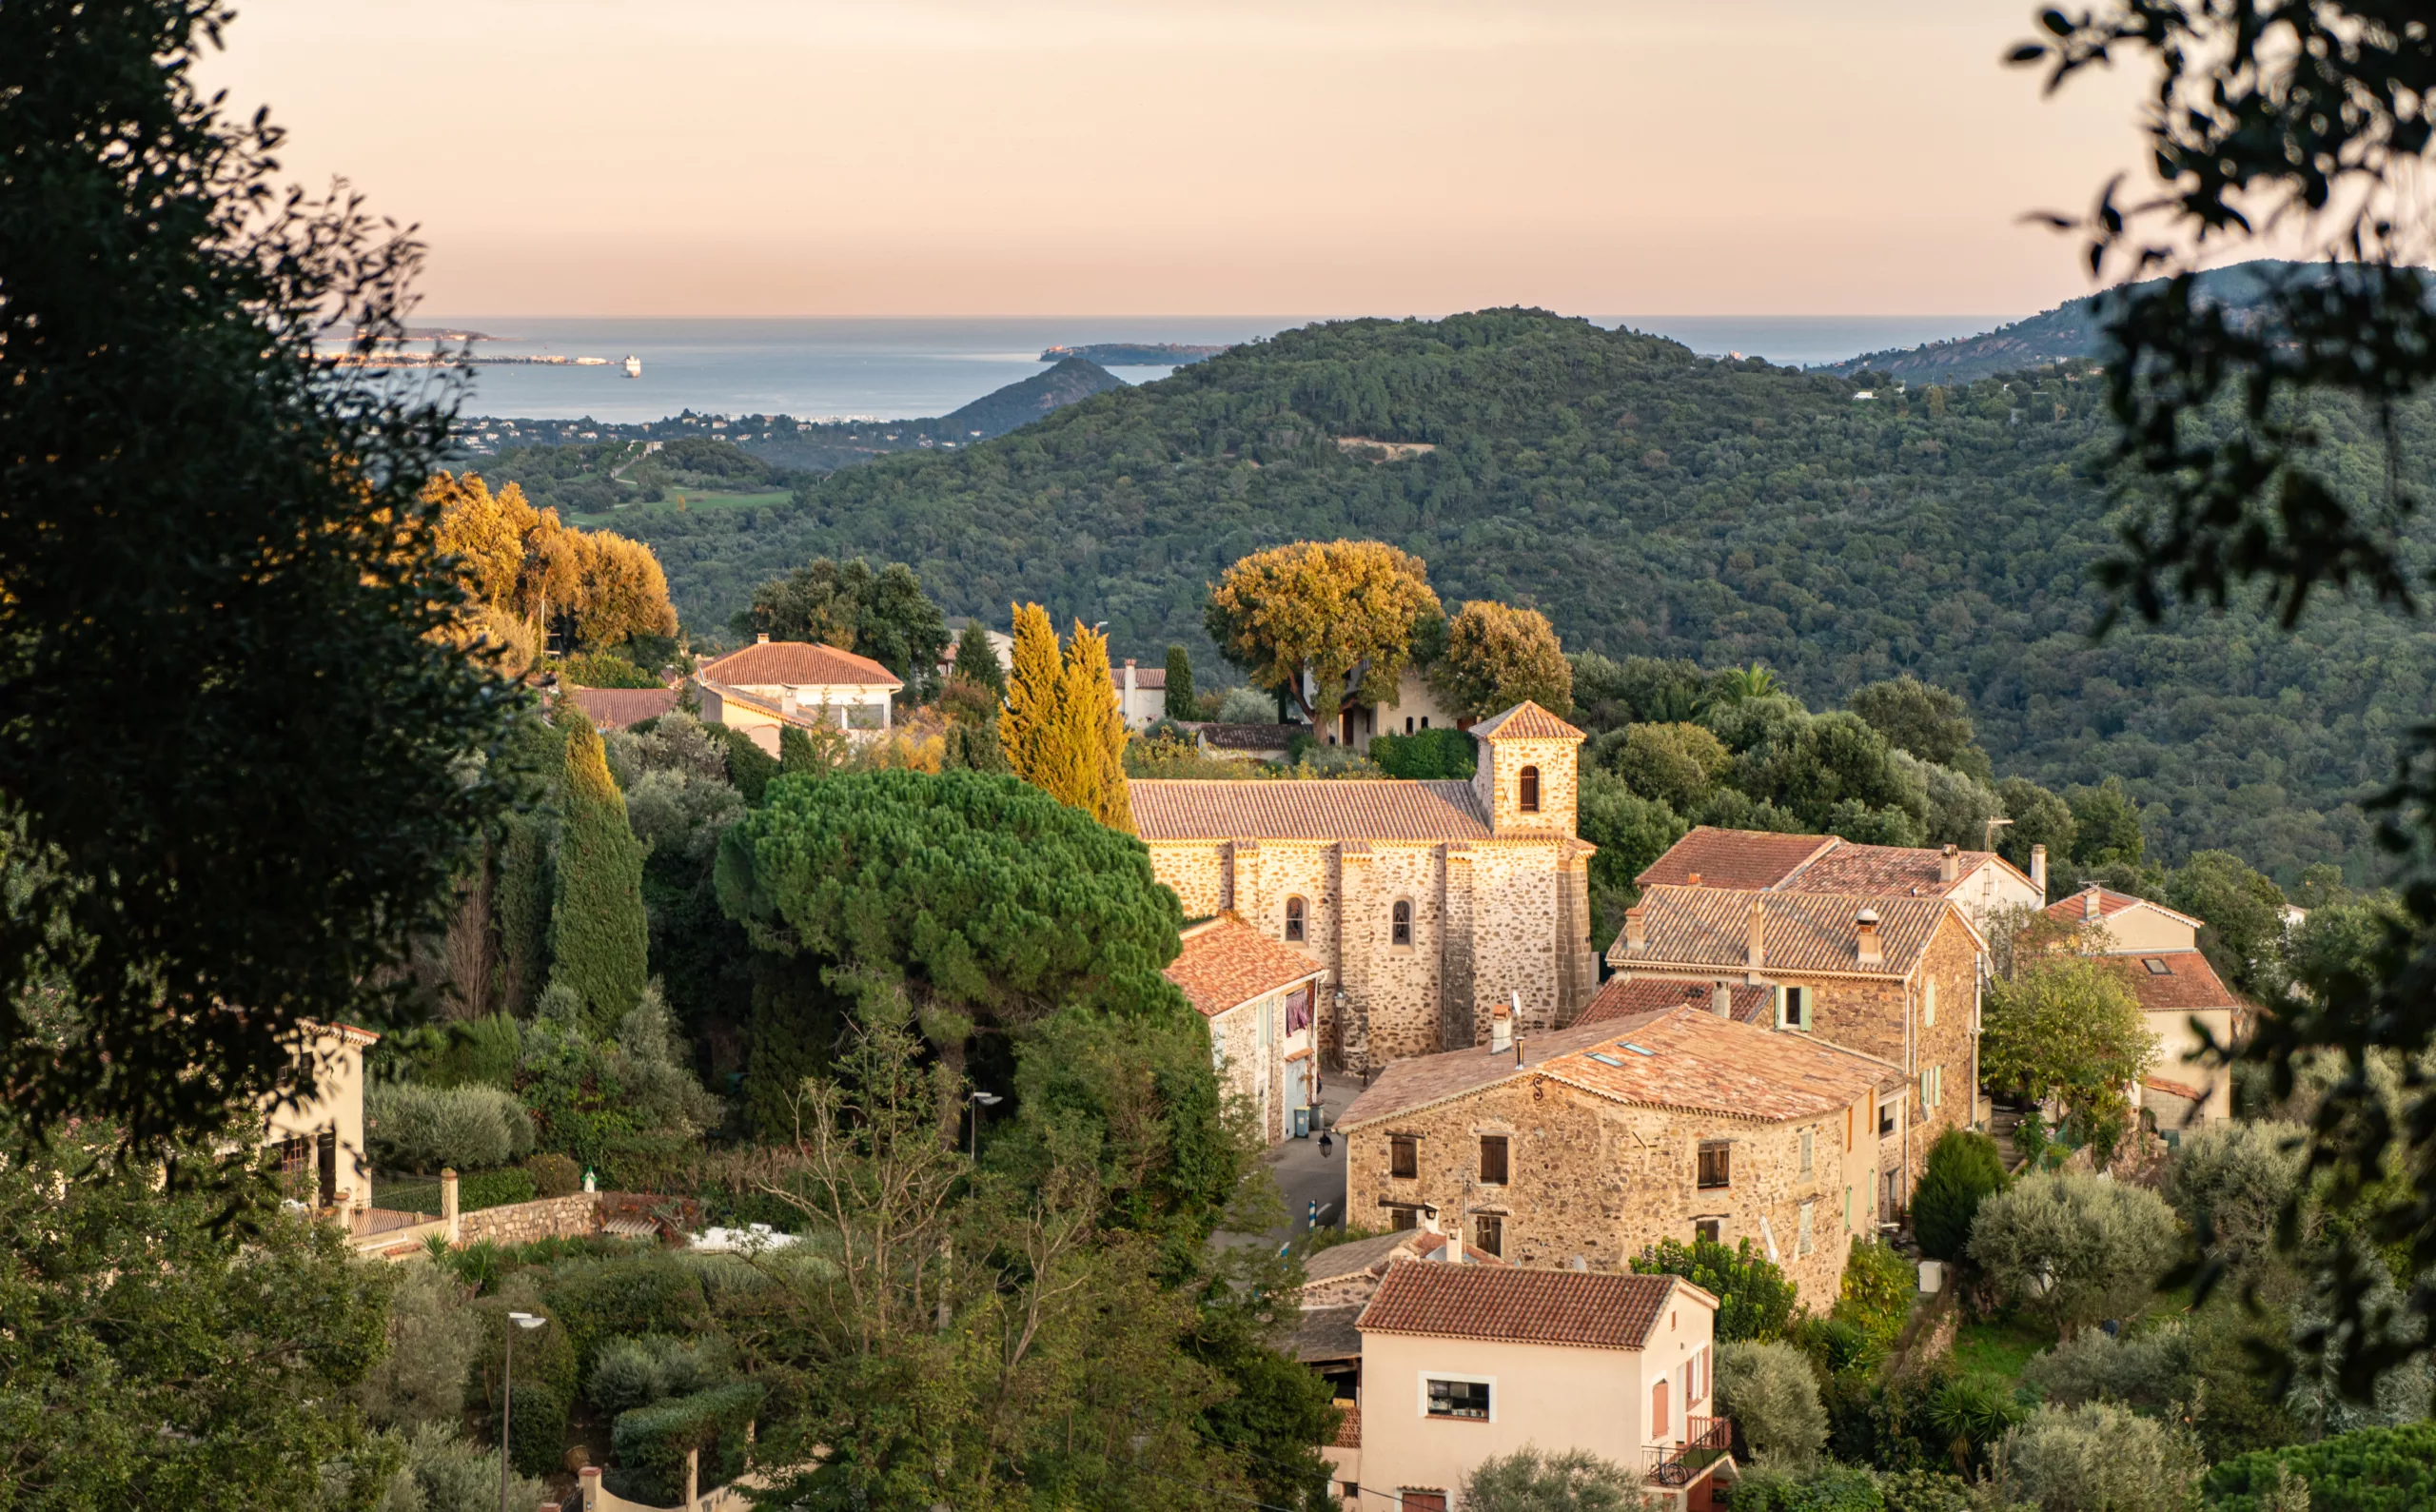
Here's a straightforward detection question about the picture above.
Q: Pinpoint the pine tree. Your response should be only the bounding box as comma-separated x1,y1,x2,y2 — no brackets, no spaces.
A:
998,602,1065,793
547,706,649,1035
1163,643,1198,721
1060,621,1134,834
953,620,1007,697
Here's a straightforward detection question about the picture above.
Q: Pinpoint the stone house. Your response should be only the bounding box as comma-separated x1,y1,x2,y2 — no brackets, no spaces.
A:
1330,1259,1728,1512
693,637,901,754
263,1021,381,1217
2045,885,2239,1126
1163,914,1329,1144
1335,1003,1902,1309
1639,826,2048,931
1131,701,1600,1073
1179,721,1303,763
1307,666,1460,752
1606,885,1983,1205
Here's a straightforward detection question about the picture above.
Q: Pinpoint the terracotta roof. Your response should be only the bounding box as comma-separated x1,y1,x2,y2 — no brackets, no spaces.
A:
1330,1402,1362,1448
1187,722,1302,752
1638,828,1837,890
1577,975,1772,1027
1132,779,1491,842
1339,1014,1660,1128
1787,842,2025,899
1163,914,1326,1017
699,640,902,688
1299,1228,1496,1287
2144,1076,2210,1102
1294,1305,1366,1364
1470,701,1585,741
564,686,680,729
2044,885,2207,932
1111,666,1169,689
2104,950,2241,1012
1358,1261,1682,1351
1609,885,1957,977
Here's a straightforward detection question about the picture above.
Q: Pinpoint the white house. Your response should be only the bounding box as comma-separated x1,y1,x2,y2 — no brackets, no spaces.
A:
1163,913,1329,1143
263,1021,381,1216
1112,658,1169,731
694,637,903,754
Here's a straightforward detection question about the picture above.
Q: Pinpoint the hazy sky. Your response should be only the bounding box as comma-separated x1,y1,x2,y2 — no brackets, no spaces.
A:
200,0,2153,319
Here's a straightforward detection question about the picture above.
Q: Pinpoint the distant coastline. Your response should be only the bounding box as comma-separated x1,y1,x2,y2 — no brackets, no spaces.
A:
1040,342,1229,365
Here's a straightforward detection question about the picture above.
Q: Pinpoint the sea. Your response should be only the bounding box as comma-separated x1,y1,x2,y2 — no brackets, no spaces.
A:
423,314,2017,424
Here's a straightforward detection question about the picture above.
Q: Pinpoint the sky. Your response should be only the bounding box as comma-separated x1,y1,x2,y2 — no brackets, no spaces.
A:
199,0,2156,319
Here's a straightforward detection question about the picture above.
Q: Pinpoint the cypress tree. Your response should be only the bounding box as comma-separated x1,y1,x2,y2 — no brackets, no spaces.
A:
1060,620,1134,834
953,619,1007,697
998,602,1065,793
547,707,649,1035
1163,643,1198,721
718,724,778,803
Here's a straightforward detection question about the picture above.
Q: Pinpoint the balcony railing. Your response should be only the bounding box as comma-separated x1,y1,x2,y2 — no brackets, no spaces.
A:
1644,1416,1732,1486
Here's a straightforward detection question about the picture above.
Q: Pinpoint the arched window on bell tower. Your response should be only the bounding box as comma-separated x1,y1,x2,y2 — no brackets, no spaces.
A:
1519,764,1541,815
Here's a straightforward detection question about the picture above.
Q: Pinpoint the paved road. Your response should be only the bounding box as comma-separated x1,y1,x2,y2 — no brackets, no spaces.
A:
1224,1084,1352,1251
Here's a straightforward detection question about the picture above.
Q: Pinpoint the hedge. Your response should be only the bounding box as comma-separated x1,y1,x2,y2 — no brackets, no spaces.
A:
460,1168,539,1211
610,1381,765,1504
2205,1423,2436,1511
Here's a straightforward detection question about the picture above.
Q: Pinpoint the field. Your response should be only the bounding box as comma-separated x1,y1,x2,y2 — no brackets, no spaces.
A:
568,489,792,529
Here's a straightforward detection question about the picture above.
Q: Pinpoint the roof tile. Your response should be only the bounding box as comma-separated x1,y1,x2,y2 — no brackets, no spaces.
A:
1471,701,1585,741
2104,949,2241,1011
1578,975,1772,1027
564,686,680,730
1610,885,1953,977
1163,914,1326,1017
1638,828,1837,890
1132,779,1491,841
698,640,902,687
1357,1262,1680,1351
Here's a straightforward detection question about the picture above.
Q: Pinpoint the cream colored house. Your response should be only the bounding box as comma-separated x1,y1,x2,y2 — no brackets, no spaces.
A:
2045,886,2238,1125
1639,827,2048,930
694,637,902,754
1306,665,1460,752
1132,702,1601,1074
1332,1259,1728,1511
1112,658,1169,731
1164,914,1329,1143
262,1021,381,1215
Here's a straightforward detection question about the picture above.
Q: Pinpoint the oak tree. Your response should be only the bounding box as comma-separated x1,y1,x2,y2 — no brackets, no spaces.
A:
1203,540,1441,740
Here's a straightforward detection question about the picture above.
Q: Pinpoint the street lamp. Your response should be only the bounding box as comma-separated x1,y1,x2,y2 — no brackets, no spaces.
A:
966,1090,1003,1164
501,1310,547,1512
1983,816,2014,853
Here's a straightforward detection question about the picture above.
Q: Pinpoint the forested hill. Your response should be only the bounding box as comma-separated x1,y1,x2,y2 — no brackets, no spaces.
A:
620,307,2436,880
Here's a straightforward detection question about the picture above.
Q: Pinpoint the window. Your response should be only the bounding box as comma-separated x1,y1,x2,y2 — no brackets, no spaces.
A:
1687,1345,1710,1406
1844,1186,1854,1232
2144,956,2172,975
1778,985,1810,1031
1284,896,1306,943
1390,1135,1418,1179
1389,1206,1417,1231
1922,1066,1942,1111
1878,1100,1897,1138
1473,1212,1503,1257
1420,717,1431,729
1924,978,1937,1027
1697,1140,1731,1189
275,1133,315,1204
1694,1216,1723,1245
1651,1378,1670,1438
1392,899,1413,948
1798,1199,1815,1256
1424,1378,1492,1421
1405,716,1415,734
1479,1134,1509,1186
1799,1129,1814,1176
1400,1495,1447,1512
1518,765,1541,814
844,702,885,731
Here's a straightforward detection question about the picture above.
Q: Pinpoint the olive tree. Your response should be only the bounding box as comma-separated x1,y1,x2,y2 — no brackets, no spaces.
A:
1994,1402,2203,1512
1968,1171,2180,1337
1715,1340,1828,1468
1980,957,2154,1162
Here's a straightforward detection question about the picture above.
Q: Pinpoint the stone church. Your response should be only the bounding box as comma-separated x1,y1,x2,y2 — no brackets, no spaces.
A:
1130,701,1599,1072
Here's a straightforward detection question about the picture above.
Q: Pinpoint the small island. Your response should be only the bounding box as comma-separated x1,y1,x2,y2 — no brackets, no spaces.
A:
1039,342,1229,366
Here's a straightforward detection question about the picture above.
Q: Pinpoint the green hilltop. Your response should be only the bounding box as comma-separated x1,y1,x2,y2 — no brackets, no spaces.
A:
617,306,2436,880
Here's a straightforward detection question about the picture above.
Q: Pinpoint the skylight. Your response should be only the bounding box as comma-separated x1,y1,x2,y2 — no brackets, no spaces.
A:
1621,1044,1657,1056
2143,957,2172,974
1585,1052,1625,1068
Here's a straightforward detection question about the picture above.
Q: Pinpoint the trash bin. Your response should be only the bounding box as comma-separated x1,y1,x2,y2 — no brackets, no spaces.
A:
1292,1106,1311,1139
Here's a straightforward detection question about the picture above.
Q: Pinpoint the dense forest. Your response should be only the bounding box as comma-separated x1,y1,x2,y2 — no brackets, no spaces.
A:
604,307,2436,883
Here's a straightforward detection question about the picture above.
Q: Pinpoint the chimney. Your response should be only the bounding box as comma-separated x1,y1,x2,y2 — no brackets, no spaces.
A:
1856,907,1883,967
1939,844,1959,883
756,632,769,644
2083,886,2101,921
1711,980,1733,1017
2031,843,2049,897
1746,900,1765,970
1444,1227,1465,1266
1687,872,1702,888
1623,906,1646,953
780,689,798,717
1489,998,1514,1054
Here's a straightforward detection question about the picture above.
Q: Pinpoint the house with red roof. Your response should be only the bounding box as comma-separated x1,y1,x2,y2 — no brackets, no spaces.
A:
1130,701,1600,1075
1332,1258,1729,1511
692,635,904,754
1164,913,1329,1144
1638,826,2047,929
2045,885,2239,1125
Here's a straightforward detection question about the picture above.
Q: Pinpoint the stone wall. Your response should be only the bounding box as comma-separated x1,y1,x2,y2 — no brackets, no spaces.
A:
1211,997,1268,1138
1343,1074,1876,1311
458,1191,602,1247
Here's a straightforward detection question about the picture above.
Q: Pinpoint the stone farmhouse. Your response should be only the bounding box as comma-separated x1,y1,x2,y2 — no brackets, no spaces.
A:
1336,1002,1903,1308
263,1021,380,1217
1305,666,1461,752
1130,702,1601,1073
693,637,902,753
1606,885,1982,1205
1327,1259,1728,1512
2046,885,2241,1126
1639,826,2048,930
1162,914,1329,1145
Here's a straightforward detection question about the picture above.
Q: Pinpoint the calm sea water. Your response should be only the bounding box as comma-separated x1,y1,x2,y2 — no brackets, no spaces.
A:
428,314,2016,423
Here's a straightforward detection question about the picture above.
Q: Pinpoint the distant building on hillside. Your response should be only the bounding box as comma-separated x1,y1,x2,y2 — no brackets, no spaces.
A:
1131,701,1600,1074
1112,658,1168,730
1304,666,1460,752
693,636,902,754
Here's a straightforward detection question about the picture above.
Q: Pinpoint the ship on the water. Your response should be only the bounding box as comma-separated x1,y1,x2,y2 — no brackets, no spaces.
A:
622,354,642,378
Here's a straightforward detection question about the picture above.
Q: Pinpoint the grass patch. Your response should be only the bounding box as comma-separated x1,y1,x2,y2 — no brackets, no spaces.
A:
569,490,792,527
1951,1310,2054,1384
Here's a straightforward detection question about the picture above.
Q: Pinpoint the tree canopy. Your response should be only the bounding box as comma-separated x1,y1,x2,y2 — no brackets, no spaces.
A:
1204,539,1441,739
728,556,949,690
1427,599,1575,719
429,471,678,656
1980,956,2154,1160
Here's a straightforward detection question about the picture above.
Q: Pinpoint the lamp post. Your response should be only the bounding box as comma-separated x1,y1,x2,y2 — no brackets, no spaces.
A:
501,1310,547,1512
966,1090,1002,1164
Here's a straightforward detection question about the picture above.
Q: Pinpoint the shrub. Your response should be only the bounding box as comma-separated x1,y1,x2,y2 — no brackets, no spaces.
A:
586,1334,733,1418
717,723,778,802
1632,1236,1798,1342
367,1082,535,1172
458,1167,538,1211
506,1380,570,1479
1874,1469,1976,1512
1718,1340,1828,1468
609,1381,764,1505
1833,1241,1915,1356
561,651,659,688
1967,1171,2180,1335
525,1152,582,1198
2165,1119,2307,1271
1995,1402,2202,1512
1369,726,1478,779
1913,1129,2008,1263
2204,1422,2436,1511
1726,1462,1884,1511
536,1251,714,1383
381,1422,551,1512
356,1261,482,1433
1212,685,1281,724
1458,1444,1646,1511
2021,1325,2190,1415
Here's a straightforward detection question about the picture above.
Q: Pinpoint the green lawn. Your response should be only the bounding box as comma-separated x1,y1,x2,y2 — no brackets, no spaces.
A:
569,489,791,528
1950,1310,2056,1384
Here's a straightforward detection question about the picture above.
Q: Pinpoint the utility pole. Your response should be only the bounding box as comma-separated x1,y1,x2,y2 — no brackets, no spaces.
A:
501,1310,546,1512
